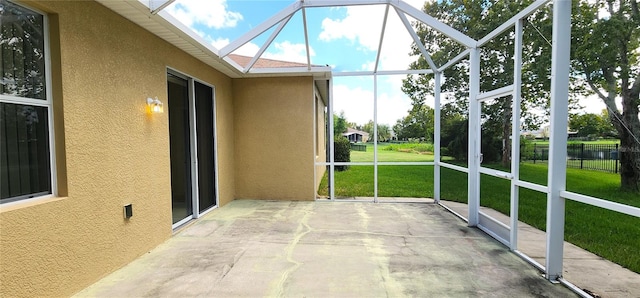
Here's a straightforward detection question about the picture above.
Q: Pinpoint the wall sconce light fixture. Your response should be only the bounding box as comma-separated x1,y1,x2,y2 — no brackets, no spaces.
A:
146,97,164,114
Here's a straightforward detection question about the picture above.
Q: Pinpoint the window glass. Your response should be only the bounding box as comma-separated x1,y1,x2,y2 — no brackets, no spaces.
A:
195,82,216,212
1,103,51,201
0,1,51,203
0,0,47,99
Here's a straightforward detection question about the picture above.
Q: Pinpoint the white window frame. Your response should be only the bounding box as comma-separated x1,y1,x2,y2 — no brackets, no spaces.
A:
0,1,56,206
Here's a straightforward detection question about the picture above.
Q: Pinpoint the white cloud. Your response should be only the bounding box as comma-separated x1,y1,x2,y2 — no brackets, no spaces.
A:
234,42,261,57
187,34,258,57
319,6,386,51
377,92,413,126
317,0,432,57
318,4,422,71
210,39,314,64
210,37,230,50
165,0,243,29
361,61,375,71
377,11,422,71
332,82,413,126
262,41,316,64
333,84,375,125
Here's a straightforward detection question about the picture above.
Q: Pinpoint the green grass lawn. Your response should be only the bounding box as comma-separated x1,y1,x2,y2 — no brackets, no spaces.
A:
566,159,620,171
524,159,621,173
318,159,640,273
349,143,451,162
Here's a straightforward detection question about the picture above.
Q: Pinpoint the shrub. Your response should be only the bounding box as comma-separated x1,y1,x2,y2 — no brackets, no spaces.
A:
519,136,535,161
382,142,434,153
445,119,468,161
334,136,351,171
383,144,399,151
480,134,502,163
410,143,434,153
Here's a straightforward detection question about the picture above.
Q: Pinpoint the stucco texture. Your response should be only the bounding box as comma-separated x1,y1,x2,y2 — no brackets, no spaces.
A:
0,1,235,297
233,77,315,201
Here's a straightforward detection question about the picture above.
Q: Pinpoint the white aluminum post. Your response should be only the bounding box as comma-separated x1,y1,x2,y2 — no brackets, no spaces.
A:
392,1,476,47
219,1,302,57
510,19,524,251
545,0,571,281
313,85,318,199
302,8,312,70
374,75,379,203
374,5,390,73
245,15,293,72
434,72,442,203
468,48,481,226
395,7,438,72
329,78,336,201
188,79,200,217
150,0,175,14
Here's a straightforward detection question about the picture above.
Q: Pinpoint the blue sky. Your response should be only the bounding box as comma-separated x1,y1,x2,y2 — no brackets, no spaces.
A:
162,0,609,126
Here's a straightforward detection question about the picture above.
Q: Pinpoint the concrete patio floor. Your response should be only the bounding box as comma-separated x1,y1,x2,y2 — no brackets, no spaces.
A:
75,200,578,297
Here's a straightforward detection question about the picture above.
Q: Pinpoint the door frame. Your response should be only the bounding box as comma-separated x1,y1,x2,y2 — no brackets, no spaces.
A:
168,68,219,229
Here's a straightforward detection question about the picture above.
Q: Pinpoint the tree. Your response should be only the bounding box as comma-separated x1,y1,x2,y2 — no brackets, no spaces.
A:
333,111,348,137
403,0,554,168
440,104,468,160
378,124,391,142
392,104,435,141
362,120,374,137
437,103,503,162
569,112,617,138
1,1,46,99
600,109,619,138
571,0,640,191
361,120,391,142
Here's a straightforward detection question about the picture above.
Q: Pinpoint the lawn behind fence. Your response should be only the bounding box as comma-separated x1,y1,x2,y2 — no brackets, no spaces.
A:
317,146,640,274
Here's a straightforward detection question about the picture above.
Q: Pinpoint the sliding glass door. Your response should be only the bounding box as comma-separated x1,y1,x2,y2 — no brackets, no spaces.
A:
167,71,217,227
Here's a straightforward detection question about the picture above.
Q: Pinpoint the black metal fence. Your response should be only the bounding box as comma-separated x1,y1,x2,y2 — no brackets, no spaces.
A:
350,143,367,152
521,143,621,173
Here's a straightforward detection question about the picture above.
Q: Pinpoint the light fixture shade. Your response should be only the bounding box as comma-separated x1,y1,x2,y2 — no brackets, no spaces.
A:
147,97,164,114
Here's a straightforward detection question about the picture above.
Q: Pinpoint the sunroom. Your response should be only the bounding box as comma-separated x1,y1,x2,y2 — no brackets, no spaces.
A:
1,0,638,297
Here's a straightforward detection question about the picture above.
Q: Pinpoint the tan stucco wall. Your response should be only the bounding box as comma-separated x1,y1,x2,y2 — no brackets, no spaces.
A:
0,1,235,297
233,77,315,200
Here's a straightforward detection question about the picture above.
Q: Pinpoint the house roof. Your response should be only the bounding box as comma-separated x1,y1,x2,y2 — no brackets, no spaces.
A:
228,54,321,69
343,128,369,137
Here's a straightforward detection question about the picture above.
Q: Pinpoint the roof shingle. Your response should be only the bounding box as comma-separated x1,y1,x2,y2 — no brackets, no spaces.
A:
228,54,319,69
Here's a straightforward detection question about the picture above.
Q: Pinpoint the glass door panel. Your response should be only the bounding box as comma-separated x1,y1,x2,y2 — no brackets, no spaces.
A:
194,82,216,213
168,74,193,224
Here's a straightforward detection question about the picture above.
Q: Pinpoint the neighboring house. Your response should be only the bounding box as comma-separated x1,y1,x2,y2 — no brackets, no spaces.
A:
0,1,328,297
521,125,577,140
343,127,369,143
